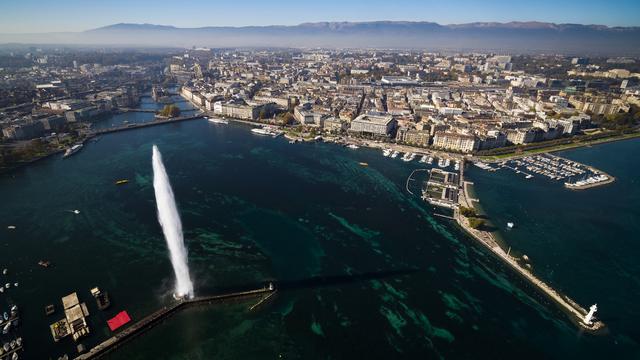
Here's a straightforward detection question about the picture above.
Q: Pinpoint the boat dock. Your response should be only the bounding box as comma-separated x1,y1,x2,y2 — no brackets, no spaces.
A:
455,163,605,332
0,341,23,359
74,286,275,360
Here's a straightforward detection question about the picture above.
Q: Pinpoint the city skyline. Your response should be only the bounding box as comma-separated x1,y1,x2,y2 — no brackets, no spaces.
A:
1,0,640,34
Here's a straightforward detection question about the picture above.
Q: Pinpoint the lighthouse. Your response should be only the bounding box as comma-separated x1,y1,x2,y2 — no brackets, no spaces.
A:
584,304,598,325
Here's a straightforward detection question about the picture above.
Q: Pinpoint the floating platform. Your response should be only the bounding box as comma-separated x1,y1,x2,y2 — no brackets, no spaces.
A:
45,304,55,316
50,292,90,342
90,288,110,311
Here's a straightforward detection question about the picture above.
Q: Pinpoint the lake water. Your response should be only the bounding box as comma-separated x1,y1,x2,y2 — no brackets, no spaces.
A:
0,107,638,358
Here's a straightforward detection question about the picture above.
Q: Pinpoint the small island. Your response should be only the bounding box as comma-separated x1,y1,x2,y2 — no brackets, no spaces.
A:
156,104,181,119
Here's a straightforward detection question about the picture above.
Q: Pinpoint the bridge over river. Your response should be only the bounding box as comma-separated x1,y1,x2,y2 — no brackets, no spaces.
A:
90,114,205,136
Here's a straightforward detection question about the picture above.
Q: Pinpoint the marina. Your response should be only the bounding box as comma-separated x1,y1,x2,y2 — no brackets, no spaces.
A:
0,337,23,360
474,153,614,190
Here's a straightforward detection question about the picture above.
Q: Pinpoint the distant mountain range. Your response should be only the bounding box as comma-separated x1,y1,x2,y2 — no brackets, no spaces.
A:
1,21,639,55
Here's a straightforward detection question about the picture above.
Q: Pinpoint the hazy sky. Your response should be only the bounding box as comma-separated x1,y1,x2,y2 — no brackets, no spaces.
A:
1,0,639,33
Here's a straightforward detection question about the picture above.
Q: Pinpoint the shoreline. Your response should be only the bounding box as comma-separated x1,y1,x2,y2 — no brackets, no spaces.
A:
191,94,607,331
3,94,639,178
476,131,640,163
0,148,65,176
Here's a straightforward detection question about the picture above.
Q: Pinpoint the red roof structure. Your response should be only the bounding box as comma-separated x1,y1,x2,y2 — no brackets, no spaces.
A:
107,311,131,331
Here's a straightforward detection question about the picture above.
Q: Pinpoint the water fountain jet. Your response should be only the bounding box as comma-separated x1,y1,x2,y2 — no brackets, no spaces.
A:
152,145,194,299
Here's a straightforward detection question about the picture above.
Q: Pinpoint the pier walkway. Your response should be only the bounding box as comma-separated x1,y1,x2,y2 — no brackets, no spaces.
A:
74,287,275,360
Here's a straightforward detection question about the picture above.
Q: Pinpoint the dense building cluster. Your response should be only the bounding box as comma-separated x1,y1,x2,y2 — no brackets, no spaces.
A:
0,49,163,141
177,50,639,153
2,48,639,155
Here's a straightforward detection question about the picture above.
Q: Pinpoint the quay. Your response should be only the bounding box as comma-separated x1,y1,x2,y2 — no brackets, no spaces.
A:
74,286,275,360
454,162,605,332
90,114,205,136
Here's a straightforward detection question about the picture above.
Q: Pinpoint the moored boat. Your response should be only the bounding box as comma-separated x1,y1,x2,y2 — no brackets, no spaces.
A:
207,117,229,124
63,144,83,158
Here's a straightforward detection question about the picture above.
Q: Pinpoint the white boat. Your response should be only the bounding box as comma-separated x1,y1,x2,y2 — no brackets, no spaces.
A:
454,161,460,171
2,323,9,335
382,149,392,157
9,340,14,349
390,151,399,158
12,283,17,287
2,343,8,352
251,128,271,136
437,158,446,168
474,162,492,170
63,144,83,158
525,174,533,179
346,144,359,149
15,338,21,347
419,155,428,163
427,157,433,164
207,117,229,124
444,158,451,167
11,352,17,360
507,222,515,229
4,284,8,289
6,226,15,230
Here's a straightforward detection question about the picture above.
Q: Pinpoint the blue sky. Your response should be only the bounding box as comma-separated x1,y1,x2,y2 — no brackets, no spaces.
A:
1,0,638,33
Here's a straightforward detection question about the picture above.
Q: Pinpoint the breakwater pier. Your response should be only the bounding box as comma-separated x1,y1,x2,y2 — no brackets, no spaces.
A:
74,286,275,360
454,163,605,332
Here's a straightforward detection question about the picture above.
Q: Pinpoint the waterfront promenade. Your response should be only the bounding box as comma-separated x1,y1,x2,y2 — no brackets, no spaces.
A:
455,163,605,332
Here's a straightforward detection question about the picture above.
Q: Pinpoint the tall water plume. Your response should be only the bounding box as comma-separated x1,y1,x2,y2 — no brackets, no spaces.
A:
152,145,194,298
